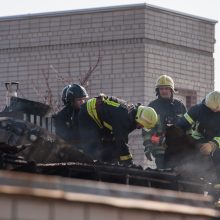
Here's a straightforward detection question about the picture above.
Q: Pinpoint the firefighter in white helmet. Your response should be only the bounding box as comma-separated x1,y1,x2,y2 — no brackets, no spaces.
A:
177,91,220,176
142,75,187,169
78,94,158,166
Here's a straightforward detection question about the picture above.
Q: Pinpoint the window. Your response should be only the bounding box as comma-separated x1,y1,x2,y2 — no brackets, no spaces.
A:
175,88,197,109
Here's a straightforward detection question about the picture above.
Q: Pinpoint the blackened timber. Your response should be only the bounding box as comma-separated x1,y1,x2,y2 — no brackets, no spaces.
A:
7,161,204,193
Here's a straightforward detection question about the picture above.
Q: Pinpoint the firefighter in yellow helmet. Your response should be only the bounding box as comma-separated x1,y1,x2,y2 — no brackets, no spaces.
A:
78,94,158,166
177,91,220,176
142,75,187,169
156,74,175,93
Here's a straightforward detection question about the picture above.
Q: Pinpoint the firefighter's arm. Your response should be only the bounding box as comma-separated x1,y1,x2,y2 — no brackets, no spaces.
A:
177,105,199,131
212,136,220,149
142,125,165,146
142,127,153,146
150,133,165,145
142,128,154,161
54,108,73,142
142,126,165,161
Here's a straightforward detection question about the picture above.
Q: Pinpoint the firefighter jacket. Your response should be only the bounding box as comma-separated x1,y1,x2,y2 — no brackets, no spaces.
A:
177,100,220,147
79,95,137,162
54,105,80,144
142,97,187,156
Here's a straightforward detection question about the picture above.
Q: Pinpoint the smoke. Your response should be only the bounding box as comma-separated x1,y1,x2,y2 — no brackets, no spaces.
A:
165,125,218,184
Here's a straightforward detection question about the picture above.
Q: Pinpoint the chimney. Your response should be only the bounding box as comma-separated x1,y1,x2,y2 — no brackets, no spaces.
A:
5,82,19,107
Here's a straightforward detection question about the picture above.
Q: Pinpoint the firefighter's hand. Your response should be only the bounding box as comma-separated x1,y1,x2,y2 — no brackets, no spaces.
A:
200,141,216,155
144,146,153,161
151,134,165,145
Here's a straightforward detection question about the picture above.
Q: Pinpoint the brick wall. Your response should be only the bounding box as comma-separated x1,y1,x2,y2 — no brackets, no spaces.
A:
0,4,216,166
143,5,215,103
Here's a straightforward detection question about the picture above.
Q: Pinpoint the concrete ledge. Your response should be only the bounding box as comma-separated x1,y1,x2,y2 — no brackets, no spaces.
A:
0,171,219,218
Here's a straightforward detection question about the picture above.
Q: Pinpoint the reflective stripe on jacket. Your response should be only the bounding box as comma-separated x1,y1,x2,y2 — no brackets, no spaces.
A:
85,95,135,161
86,97,113,130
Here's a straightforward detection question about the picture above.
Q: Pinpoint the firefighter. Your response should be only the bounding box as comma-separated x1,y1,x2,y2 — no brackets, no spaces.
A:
142,75,187,169
177,91,220,177
78,94,158,165
54,84,88,145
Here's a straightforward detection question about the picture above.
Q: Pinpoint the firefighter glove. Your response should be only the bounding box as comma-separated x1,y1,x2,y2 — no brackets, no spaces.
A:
151,134,165,145
200,141,217,155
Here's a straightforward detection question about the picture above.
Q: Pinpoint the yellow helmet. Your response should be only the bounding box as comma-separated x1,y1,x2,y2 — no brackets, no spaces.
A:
136,106,158,130
205,91,220,112
156,75,175,91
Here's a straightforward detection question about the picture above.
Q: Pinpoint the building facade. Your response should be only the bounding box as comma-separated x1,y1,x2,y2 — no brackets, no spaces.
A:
0,4,216,166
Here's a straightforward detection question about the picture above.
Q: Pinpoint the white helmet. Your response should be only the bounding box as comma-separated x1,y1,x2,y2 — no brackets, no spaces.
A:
205,91,220,112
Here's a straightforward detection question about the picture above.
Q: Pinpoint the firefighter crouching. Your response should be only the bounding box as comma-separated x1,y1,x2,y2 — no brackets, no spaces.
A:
142,75,187,169
177,91,220,179
54,84,88,145
78,94,158,166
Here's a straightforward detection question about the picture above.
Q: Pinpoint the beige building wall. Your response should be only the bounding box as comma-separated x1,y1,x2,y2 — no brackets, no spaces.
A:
0,195,217,220
0,171,218,220
0,4,216,166
143,6,215,105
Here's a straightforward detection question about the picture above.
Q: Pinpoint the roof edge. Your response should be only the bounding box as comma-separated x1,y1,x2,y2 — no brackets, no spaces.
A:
0,3,217,24
0,3,145,21
146,3,217,24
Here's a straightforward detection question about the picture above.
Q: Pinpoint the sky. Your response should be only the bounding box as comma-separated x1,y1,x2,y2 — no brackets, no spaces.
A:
0,0,219,90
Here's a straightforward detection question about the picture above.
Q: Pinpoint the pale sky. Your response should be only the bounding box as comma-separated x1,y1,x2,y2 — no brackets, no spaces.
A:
0,0,219,90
